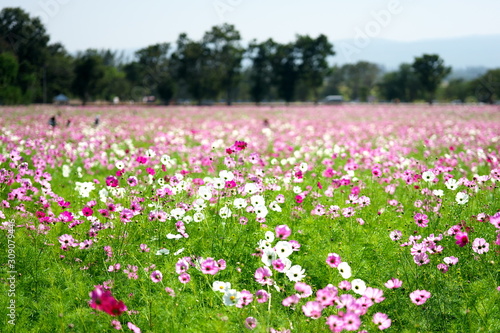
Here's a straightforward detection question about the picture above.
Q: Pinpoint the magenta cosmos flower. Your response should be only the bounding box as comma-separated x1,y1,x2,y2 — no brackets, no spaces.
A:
455,231,469,247
326,253,342,268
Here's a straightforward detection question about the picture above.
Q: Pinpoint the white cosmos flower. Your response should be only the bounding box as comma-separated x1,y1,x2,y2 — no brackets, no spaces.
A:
445,178,459,190
233,198,247,209
250,195,265,207
156,248,170,255
222,289,241,306
274,241,293,259
145,149,156,158
261,248,277,266
432,189,444,197
351,279,367,295
265,231,275,242
115,160,125,170
166,234,182,239
422,170,436,182
258,239,272,250
337,262,352,279
160,154,171,165
170,208,186,220
219,206,232,219
293,186,302,194
62,164,71,177
455,192,469,205
219,170,234,182
269,201,282,212
198,186,212,200
213,281,231,293
193,212,204,222
299,162,308,172
193,199,206,212
182,215,193,224
286,265,306,282
212,178,225,190
244,183,258,195
254,205,268,218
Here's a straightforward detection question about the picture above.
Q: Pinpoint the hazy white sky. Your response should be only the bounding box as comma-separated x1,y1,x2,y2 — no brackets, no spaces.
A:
3,0,500,52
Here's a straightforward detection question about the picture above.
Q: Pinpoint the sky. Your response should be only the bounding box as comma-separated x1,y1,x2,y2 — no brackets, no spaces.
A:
3,0,500,51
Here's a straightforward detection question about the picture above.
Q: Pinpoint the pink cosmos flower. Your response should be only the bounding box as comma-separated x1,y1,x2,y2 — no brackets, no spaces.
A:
338,280,351,291
414,213,429,227
254,267,273,286
316,286,337,307
275,224,292,239
127,322,141,333
165,287,176,297
200,258,219,275
390,230,402,241
384,278,403,289
326,253,342,268
472,238,489,254
437,263,449,273
245,317,258,330
150,270,162,283
342,312,361,331
302,301,324,319
413,253,430,266
178,273,191,284
255,289,269,303
410,289,431,305
111,319,122,330
364,287,385,303
455,231,469,247
236,290,253,308
295,282,313,298
373,312,392,330
444,256,459,266
282,294,300,307
326,314,344,332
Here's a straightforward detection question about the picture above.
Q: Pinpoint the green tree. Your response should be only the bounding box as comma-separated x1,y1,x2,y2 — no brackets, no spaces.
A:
0,7,50,103
295,34,335,103
412,54,451,104
171,33,218,105
377,63,423,102
271,42,300,104
0,52,22,104
247,39,276,104
472,69,500,104
202,24,244,105
340,61,380,101
71,50,105,105
124,43,175,103
45,43,74,102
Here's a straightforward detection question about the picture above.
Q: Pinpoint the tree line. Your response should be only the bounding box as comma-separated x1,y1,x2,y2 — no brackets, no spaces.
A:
1,7,499,105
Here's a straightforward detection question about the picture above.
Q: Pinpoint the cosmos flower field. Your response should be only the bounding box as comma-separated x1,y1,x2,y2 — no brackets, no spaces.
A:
1,104,500,332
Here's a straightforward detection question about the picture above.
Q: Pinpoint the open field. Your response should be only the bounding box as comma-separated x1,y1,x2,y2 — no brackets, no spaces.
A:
1,104,500,332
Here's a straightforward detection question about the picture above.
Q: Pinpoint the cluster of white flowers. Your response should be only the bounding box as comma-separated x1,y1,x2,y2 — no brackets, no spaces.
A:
259,231,305,282
61,164,71,177
75,181,95,197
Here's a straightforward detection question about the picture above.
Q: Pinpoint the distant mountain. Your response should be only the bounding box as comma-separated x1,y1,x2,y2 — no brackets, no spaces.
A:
331,35,500,72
